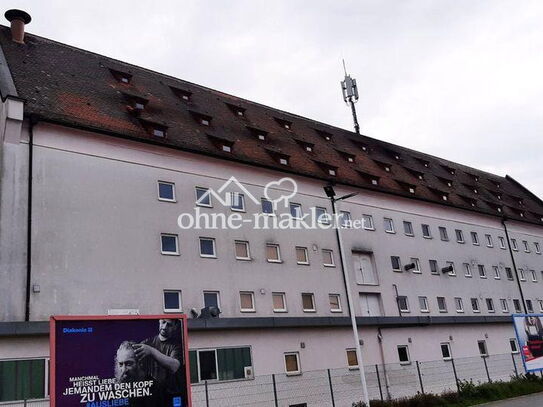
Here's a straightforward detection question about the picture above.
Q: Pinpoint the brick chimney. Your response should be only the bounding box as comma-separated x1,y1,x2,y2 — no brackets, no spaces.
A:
4,9,31,44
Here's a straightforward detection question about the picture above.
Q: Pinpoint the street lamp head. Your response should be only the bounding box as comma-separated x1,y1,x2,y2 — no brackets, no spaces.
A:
323,185,336,199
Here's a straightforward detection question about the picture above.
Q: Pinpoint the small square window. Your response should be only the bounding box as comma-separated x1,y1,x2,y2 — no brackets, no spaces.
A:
455,297,464,313
403,221,414,236
284,353,301,375
362,215,374,230
397,296,409,312
163,290,182,312
384,218,395,233
329,294,342,312
419,296,429,312
240,291,255,312
429,259,438,275
455,229,465,243
463,263,472,278
302,293,316,312
161,234,179,255
290,203,303,219
322,249,335,267
261,198,274,215
391,256,402,272
471,232,479,245
266,244,281,263
272,292,287,312
346,349,358,368
203,291,220,310
296,247,309,265
439,227,449,241
441,343,452,360
437,297,447,313
230,192,245,211
471,298,480,312
158,181,176,202
235,241,250,260
195,187,212,207
478,340,488,357
199,237,216,258
397,345,410,364
485,234,493,247
422,224,432,238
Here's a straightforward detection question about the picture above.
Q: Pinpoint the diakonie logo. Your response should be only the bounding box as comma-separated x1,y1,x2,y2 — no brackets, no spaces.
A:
177,176,363,230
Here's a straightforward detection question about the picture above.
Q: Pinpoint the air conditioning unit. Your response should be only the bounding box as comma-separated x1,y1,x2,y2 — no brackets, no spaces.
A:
244,366,254,379
441,265,454,274
404,263,416,271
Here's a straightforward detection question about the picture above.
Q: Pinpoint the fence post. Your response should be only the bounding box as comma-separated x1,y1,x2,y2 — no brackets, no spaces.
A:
416,361,425,394
327,369,336,407
205,380,209,407
375,364,384,401
272,373,279,407
511,353,519,378
482,356,491,382
450,358,460,393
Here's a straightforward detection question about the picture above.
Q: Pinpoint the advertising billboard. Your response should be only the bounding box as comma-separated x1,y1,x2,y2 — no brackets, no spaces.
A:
512,314,543,372
50,315,191,407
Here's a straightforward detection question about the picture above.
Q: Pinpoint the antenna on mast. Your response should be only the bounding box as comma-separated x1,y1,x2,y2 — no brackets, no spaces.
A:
340,61,360,134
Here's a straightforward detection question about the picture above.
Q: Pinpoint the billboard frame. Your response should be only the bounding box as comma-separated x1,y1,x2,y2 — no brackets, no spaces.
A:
512,313,543,373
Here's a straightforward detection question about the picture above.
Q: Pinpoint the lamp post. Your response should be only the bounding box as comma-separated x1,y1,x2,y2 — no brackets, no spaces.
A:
324,185,370,406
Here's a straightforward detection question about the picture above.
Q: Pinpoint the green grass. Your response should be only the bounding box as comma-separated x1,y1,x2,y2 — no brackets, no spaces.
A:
351,373,543,407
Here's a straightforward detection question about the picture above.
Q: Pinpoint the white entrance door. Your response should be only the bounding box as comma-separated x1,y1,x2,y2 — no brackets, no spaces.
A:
352,252,378,285
359,293,383,316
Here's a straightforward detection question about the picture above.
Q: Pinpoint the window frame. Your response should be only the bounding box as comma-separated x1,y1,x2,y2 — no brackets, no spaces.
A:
272,292,287,313
384,217,395,233
329,294,342,313
429,259,439,275
315,207,331,224
296,246,310,265
511,238,518,251
486,298,495,313
157,181,176,202
163,290,182,313
498,236,506,249
199,237,217,258
471,298,480,313
301,293,316,312
391,256,402,272
478,264,487,279
239,291,256,312
513,299,522,313
463,263,472,278
523,240,530,253
362,214,375,230
485,234,493,247
439,226,449,241
419,296,429,313
410,258,421,273
161,233,179,255
346,349,359,369
261,198,274,215
510,338,519,354
289,202,303,219
454,297,464,313
234,240,251,261
446,261,456,276
441,342,452,361
230,192,246,212
397,296,409,313
500,299,509,313
203,291,221,310
195,186,213,207
478,340,488,357
471,231,480,246
403,221,414,236
284,352,301,375
493,266,501,280
535,242,541,254
455,229,465,243
421,224,432,239
437,296,447,313
397,345,411,365
266,243,282,263
322,249,335,267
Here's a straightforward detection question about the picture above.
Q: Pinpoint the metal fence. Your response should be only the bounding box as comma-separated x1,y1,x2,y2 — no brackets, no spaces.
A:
8,352,539,407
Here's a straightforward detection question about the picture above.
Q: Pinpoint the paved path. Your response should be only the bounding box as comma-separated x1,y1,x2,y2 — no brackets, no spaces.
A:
476,392,543,406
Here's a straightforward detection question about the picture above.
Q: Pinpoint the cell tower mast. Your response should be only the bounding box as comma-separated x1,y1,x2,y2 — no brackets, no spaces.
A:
340,60,360,134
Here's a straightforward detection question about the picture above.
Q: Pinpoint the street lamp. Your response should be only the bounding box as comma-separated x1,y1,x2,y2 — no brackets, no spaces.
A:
324,185,370,407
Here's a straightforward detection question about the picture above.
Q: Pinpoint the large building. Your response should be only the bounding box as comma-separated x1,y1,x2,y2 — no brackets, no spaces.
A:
1,10,543,406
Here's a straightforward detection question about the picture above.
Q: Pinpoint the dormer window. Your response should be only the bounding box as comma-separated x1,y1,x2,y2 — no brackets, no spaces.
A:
129,95,148,111
416,158,430,168
443,194,449,201
190,111,213,126
358,171,380,186
441,165,455,175
398,181,416,194
407,169,424,180
274,118,292,130
296,140,314,153
279,157,288,165
140,120,167,138
226,103,246,117
315,129,333,141
110,69,132,84
315,161,338,177
170,87,192,101
374,160,392,173
208,135,234,153
438,177,453,188
222,144,232,152
247,126,268,141
337,151,356,163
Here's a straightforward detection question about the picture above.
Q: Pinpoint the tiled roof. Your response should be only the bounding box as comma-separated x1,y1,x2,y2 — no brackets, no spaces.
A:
1,27,542,224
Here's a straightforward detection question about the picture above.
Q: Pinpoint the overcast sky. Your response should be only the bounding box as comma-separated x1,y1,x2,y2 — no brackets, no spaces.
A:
7,0,543,197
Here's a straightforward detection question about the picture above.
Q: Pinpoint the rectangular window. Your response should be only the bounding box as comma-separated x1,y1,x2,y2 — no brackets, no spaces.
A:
463,263,472,277
240,291,255,312
266,244,281,263
523,240,530,253
439,227,449,241
261,198,274,214
199,237,217,258
471,232,480,245
421,224,432,238
322,249,335,267
471,298,480,312
189,346,253,383
397,345,410,364
0,359,46,402
455,297,464,313
340,211,352,228
486,298,495,313
289,202,303,219
446,261,456,276
272,292,287,312
510,339,519,354
329,294,342,312
235,241,250,260
163,290,182,312
397,296,409,312
284,353,301,375
203,291,220,310
315,207,330,224
441,343,452,360
384,217,395,233
505,267,514,280
519,269,526,281
419,296,429,312
302,293,316,312
296,247,309,265
362,214,374,230
535,242,541,254
478,264,487,278
195,187,212,207
527,299,534,313
437,297,447,313
455,229,465,243
493,266,500,279
410,258,421,273
539,300,543,312
429,259,438,275
511,238,518,251
157,181,176,202
531,270,537,282
161,234,179,255
500,299,509,313
346,349,358,368
478,340,488,357
513,299,522,313
403,221,414,236
485,234,493,247
498,236,506,249
391,256,402,272
230,192,245,211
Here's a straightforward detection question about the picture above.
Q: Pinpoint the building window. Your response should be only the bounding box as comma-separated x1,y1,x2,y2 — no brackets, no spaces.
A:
527,299,534,313
272,292,287,312
384,218,395,233
531,270,537,282
302,293,316,312
455,229,465,243
295,247,309,265
161,234,179,255
410,258,421,273
483,234,493,248
419,296,429,312
203,291,220,310
235,241,250,260
429,259,438,275
439,227,449,241
289,203,303,219
403,221,414,236
340,211,352,228
261,198,274,214
471,298,480,313
163,290,182,312
441,343,452,360
511,239,518,251
346,349,358,368
329,294,342,312
486,298,495,313
446,261,456,276
478,264,487,279
471,232,480,245
500,299,509,313
513,299,522,313
189,346,252,383
195,187,212,207
523,240,530,253
0,359,47,402
157,181,176,202
505,267,514,280
510,339,519,354
266,244,281,263
279,157,289,165
397,345,411,364
535,242,541,254
455,297,464,313
397,296,409,312
240,291,255,312
322,249,335,267
422,224,432,238
519,269,526,281
199,237,217,258
315,207,330,224
230,192,245,212
478,340,488,357
463,263,472,277
498,236,506,249
437,297,447,313
362,215,374,230
284,353,301,375
391,256,402,272
539,300,543,312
